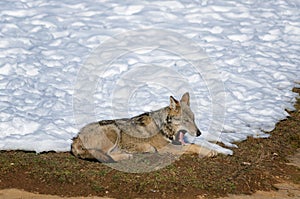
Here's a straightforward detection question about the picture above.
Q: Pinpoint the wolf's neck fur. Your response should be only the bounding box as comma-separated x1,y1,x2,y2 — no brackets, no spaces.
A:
149,106,169,129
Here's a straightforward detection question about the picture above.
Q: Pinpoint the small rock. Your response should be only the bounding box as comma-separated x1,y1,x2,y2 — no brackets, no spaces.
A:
242,162,251,166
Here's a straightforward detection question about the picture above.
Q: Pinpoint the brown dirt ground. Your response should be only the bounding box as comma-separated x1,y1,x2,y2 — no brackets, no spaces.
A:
0,88,299,199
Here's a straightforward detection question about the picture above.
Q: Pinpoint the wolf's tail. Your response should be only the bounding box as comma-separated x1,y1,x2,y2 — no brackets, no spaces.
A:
71,136,115,163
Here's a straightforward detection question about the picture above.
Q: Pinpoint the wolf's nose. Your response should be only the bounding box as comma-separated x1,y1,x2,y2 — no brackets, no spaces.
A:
196,129,201,137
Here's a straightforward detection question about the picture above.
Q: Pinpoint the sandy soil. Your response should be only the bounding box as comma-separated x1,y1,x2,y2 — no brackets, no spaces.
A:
219,182,300,199
1,183,299,199
0,189,111,199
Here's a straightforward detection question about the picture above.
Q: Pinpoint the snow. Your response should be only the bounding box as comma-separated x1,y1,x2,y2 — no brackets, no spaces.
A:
0,0,299,154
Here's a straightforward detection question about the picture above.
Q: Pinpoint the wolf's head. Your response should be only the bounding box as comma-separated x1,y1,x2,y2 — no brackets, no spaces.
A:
162,92,201,144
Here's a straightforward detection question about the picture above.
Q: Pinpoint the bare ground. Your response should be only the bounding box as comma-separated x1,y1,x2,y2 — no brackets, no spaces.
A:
0,88,299,199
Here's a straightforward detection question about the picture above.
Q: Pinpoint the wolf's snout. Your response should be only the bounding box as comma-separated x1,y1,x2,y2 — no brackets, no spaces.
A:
196,129,201,137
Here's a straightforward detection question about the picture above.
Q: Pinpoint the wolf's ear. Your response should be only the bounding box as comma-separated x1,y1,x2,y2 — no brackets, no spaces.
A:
170,96,180,110
180,92,190,106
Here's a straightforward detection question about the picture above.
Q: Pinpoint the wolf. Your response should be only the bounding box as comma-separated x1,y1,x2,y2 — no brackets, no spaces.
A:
71,92,217,162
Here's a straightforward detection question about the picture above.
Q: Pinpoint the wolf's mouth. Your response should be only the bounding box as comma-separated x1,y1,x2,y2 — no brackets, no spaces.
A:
171,130,187,145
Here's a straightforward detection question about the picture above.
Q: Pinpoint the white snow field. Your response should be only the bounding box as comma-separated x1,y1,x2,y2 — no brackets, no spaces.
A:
0,0,299,154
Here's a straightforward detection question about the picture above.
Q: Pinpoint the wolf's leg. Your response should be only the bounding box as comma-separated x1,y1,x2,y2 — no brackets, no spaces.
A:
158,144,218,157
157,144,184,155
87,149,115,163
107,143,157,161
109,150,133,161
183,144,218,158
71,136,116,162
133,143,157,153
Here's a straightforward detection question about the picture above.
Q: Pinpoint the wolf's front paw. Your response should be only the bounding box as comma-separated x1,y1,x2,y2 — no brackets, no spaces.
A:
206,150,218,158
198,148,218,158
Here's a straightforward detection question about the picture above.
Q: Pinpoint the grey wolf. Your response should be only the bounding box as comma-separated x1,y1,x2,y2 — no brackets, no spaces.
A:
71,92,217,162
